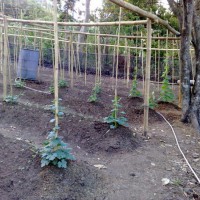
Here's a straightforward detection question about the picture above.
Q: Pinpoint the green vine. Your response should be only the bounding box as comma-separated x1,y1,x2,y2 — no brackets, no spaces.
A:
160,63,174,102
104,96,128,129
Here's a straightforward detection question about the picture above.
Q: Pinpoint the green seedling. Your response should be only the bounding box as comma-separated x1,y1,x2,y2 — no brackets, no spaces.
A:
14,79,26,88
88,92,97,103
88,84,101,103
4,95,18,104
149,91,158,109
104,96,128,129
93,83,101,94
129,66,141,98
160,64,174,102
40,128,75,168
58,80,68,88
49,99,64,118
49,85,54,94
129,79,142,97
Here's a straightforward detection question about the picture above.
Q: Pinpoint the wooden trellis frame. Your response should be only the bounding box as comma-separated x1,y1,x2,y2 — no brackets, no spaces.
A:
0,0,181,136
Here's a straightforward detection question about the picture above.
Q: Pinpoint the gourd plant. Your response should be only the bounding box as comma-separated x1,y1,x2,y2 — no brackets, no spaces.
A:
40,126,75,168
104,95,128,129
129,66,141,98
160,63,174,102
40,99,75,168
88,83,101,103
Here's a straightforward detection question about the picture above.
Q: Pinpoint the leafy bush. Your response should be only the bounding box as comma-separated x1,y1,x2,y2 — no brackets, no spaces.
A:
160,65,174,102
40,129,75,168
104,96,128,129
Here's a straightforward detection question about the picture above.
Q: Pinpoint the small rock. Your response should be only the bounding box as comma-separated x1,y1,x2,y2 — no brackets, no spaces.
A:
162,178,170,186
129,172,136,177
184,188,193,195
193,158,200,162
192,153,199,159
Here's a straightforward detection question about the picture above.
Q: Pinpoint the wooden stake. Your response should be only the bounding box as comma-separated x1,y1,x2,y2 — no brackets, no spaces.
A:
3,17,8,99
143,19,152,137
53,0,59,134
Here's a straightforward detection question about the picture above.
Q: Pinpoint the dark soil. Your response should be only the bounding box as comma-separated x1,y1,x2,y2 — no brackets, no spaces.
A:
0,69,200,200
0,134,106,200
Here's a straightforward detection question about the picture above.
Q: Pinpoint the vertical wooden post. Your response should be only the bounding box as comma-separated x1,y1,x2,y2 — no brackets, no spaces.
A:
53,0,59,134
143,18,152,137
97,34,101,84
3,17,8,100
0,26,2,73
70,33,74,88
158,34,160,91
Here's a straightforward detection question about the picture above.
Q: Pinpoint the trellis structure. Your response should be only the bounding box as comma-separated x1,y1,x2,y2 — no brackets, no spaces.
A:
0,0,181,136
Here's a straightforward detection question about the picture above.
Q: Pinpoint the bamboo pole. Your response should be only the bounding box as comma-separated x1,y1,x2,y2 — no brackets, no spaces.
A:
3,17,8,99
172,40,175,90
0,26,2,73
124,38,128,85
84,44,88,85
143,19,152,137
1,24,180,40
157,33,160,91
0,18,148,26
97,33,102,84
53,0,59,134
70,33,74,88
141,32,145,94
127,47,130,87
1,33,182,51
115,7,122,91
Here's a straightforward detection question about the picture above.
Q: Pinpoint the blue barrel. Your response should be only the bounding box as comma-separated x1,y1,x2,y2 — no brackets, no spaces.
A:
17,49,39,80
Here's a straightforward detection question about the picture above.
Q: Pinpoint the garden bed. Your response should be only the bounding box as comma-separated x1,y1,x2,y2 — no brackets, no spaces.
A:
0,69,200,199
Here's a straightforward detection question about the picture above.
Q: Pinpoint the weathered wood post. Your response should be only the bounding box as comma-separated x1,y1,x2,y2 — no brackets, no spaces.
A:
143,18,152,137
53,0,59,134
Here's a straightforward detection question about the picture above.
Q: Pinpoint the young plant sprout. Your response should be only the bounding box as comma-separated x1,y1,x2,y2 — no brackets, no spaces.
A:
4,95,19,104
49,85,54,94
58,79,68,88
129,67,141,98
160,64,174,102
149,91,158,109
14,79,26,88
88,83,101,103
104,96,128,129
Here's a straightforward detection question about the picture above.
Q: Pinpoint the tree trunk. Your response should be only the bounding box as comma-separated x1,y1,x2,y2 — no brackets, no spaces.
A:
188,7,200,133
77,0,91,52
180,0,193,122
